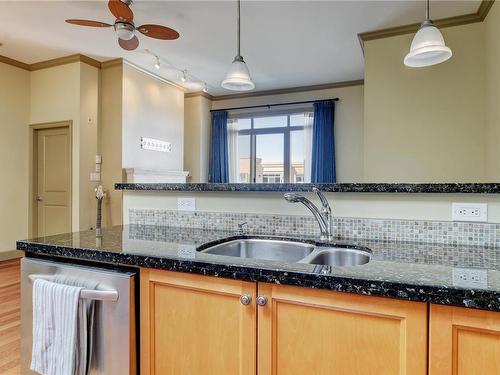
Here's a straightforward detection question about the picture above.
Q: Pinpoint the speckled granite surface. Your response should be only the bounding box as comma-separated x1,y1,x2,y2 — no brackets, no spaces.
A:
115,182,500,193
16,225,500,311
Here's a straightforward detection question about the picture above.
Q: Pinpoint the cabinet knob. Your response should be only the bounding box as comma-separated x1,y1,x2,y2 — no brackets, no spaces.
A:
240,294,252,305
257,296,268,306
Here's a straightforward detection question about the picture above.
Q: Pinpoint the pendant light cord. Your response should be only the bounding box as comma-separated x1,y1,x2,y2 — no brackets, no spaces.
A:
237,0,241,57
426,0,430,21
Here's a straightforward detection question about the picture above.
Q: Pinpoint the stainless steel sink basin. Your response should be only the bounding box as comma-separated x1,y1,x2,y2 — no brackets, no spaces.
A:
200,239,315,262
300,248,371,267
200,238,372,267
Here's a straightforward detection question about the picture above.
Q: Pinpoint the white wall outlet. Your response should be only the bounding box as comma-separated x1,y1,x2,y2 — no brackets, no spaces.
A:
95,155,102,164
141,137,171,153
178,197,196,211
90,172,101,182
451,203,487,222
452,268,488,288
177,244,197,259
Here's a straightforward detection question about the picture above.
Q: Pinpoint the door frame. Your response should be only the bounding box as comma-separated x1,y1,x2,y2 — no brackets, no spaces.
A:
28,121,73,238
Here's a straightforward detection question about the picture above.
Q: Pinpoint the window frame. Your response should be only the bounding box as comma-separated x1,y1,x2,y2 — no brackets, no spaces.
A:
230,108,311,183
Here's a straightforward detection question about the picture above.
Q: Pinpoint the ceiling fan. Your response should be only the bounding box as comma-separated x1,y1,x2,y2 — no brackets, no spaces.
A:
65,0,179,51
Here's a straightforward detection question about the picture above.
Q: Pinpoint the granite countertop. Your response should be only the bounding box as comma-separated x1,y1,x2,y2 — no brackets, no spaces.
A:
114,182,500,194
16,224,500,311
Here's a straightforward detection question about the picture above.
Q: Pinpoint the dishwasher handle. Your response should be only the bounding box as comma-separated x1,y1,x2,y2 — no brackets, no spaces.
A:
28,274,119,302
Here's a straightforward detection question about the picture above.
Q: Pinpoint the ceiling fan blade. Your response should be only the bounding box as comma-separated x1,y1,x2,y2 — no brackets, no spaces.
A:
66,19,112,27
118,35,139,51
137,24,179,40
108,0,133,22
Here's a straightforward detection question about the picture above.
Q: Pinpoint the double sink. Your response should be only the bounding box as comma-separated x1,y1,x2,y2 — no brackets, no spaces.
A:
199,238,371,267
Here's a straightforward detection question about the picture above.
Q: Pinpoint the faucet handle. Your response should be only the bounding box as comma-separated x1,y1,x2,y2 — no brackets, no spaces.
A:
237,221,248,233
312,187,331,213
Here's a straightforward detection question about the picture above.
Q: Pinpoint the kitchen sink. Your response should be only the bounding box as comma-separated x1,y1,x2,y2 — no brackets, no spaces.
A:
299,248,371,267
200,238,315,262
200,238,372,266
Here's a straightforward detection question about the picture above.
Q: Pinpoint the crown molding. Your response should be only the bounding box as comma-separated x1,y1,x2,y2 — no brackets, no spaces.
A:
29,54,98,71
358,0,495,48
0,55,30,70
100,58,123,69
184,91,214,100
209,79,364,101
0,53,117,71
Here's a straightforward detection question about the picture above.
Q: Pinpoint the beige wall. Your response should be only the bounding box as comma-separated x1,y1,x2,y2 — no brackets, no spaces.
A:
79,63,100,231
364,22,486,183
100,63,123,227
209,84,365,182
0,63,30,251
485,1,500,181
122,64,185,172
30,62,100,231
30,63,81,231
184,95,211,182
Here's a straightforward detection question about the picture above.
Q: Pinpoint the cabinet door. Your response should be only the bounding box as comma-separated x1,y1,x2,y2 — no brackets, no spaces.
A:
140,269,257,375
429,304,500,375
258,283,427,375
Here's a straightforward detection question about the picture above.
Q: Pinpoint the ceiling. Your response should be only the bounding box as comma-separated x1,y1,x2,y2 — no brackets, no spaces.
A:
0,0,481,95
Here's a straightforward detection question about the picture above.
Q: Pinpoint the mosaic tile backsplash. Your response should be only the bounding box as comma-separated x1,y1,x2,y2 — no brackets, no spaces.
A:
128,209,500,247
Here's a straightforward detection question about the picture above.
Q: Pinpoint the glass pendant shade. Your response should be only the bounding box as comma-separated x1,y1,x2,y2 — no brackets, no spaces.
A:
221,56,255,91
404,21,452,67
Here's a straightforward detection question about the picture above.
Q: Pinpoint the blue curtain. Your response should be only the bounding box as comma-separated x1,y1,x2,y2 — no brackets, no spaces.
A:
209,110,229,183
311,100,336,183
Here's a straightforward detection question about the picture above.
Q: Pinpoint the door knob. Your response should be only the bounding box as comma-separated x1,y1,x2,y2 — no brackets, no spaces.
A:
36,195,43,202
257,296,268,306
240,294,252,305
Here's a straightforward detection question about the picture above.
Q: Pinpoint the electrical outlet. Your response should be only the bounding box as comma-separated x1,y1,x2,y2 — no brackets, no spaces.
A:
451,203,487,222
177,244,196,259
178,197,196,211
452,268,488,288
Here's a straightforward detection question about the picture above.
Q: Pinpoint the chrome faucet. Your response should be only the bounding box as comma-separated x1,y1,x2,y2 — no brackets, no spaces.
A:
284,187,333,241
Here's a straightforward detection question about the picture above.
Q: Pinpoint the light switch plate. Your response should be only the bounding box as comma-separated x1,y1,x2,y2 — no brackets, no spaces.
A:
452,203,488,222
178,197,196,211
90,172,101,182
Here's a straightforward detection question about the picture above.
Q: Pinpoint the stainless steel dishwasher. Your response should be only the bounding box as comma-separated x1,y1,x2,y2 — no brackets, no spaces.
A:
21,257,137,375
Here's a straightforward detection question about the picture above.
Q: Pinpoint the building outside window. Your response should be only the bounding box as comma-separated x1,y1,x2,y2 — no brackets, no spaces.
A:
227,112,313,183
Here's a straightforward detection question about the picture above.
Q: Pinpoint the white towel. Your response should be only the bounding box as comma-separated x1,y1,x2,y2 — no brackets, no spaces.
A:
30,277,96,375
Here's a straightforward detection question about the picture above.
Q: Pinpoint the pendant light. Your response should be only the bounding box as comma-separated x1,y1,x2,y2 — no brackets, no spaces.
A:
404,0,452,67
221,0,255,91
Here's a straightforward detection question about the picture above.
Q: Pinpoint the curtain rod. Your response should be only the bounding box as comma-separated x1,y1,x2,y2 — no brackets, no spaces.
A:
209,98,339,112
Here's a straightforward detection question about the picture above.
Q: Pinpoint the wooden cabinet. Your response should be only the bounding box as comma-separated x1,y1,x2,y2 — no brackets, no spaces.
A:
140,269,257,375
429,304,500,375
258,283,427,375
141,269,428,375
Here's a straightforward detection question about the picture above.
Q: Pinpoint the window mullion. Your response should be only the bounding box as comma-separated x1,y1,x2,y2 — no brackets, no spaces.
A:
284,115,291,183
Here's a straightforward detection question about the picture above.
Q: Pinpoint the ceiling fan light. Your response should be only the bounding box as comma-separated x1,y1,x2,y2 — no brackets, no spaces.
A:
221,56,255,91
115,23,135,40
404,21,452,67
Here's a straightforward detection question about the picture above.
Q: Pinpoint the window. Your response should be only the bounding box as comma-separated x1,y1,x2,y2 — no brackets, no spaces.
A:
228,112,313,183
